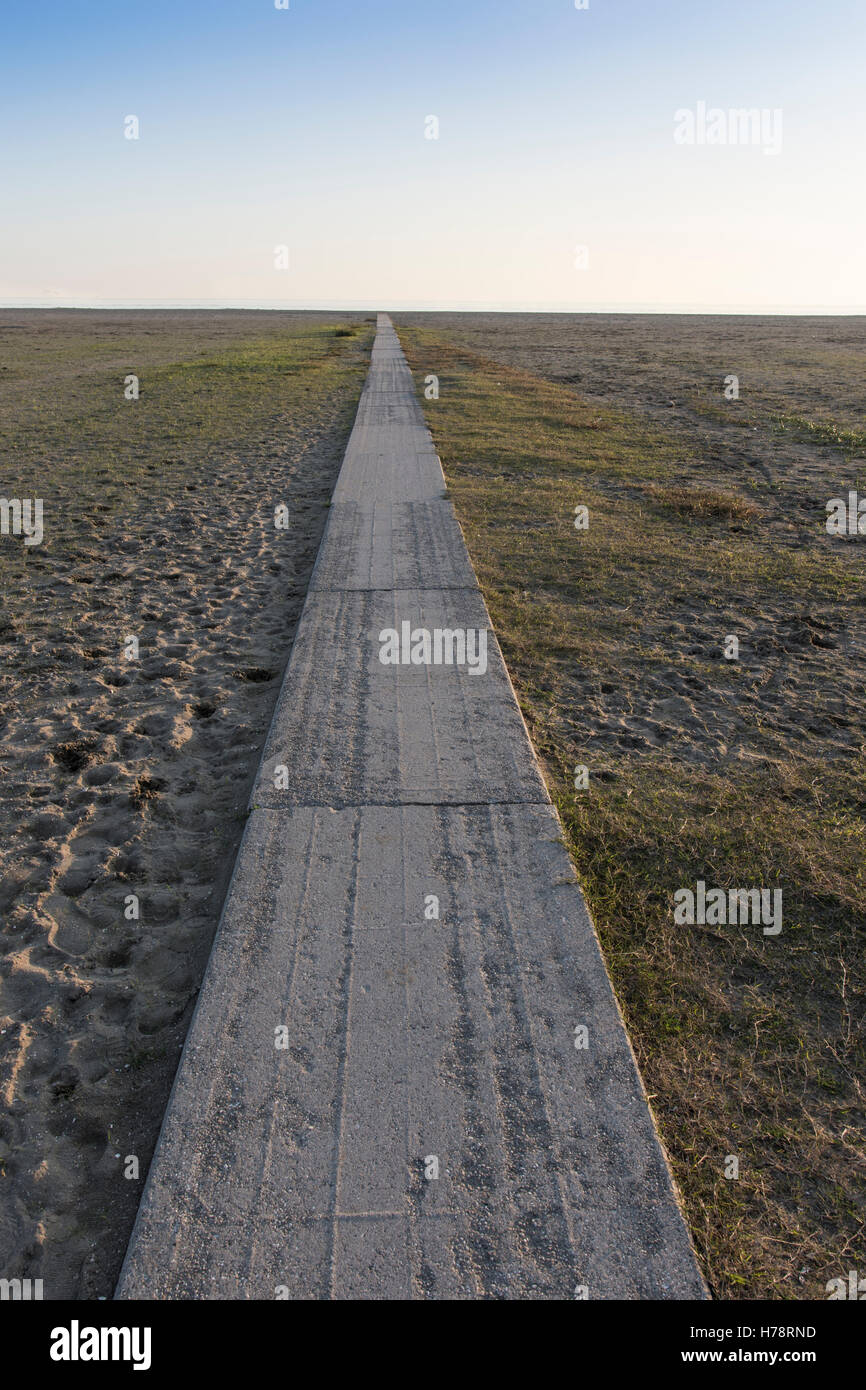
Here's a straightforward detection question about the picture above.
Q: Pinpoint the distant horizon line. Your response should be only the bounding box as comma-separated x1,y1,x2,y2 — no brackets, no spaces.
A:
1,300,864,317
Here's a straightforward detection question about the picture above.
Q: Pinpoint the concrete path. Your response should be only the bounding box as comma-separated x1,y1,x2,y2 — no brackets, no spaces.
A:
116,316,706,1300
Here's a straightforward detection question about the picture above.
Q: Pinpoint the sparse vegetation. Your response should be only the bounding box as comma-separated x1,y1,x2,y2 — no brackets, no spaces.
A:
644,484,761,523
398,320,866,1301
773,414,866,457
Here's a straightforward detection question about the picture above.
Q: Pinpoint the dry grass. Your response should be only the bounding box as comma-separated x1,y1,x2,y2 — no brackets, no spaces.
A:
644,484,761,523
397,321,866,1301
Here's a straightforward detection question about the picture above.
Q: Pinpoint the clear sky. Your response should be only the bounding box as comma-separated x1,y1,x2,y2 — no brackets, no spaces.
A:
2,0,864,311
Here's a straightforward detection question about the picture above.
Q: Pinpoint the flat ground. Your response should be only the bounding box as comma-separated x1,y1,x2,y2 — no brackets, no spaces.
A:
2,310,863,1301
0,310,372,1297
395,312,866,1299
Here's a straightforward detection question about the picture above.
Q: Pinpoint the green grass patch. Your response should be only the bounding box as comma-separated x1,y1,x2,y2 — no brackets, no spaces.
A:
773,414,866,456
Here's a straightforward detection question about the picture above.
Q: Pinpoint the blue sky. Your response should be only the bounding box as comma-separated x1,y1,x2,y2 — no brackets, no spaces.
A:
2,0,864,310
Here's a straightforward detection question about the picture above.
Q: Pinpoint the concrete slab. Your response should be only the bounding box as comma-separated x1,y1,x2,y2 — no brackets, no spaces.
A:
116,805,705,1300
331,447,446,503
311,502,477,591
251,587,547,808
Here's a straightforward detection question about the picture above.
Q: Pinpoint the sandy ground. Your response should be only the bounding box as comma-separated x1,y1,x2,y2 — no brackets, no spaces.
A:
0,311,370,1297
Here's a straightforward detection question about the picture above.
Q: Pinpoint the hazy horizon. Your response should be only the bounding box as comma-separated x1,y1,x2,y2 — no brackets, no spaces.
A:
3,302,866,316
